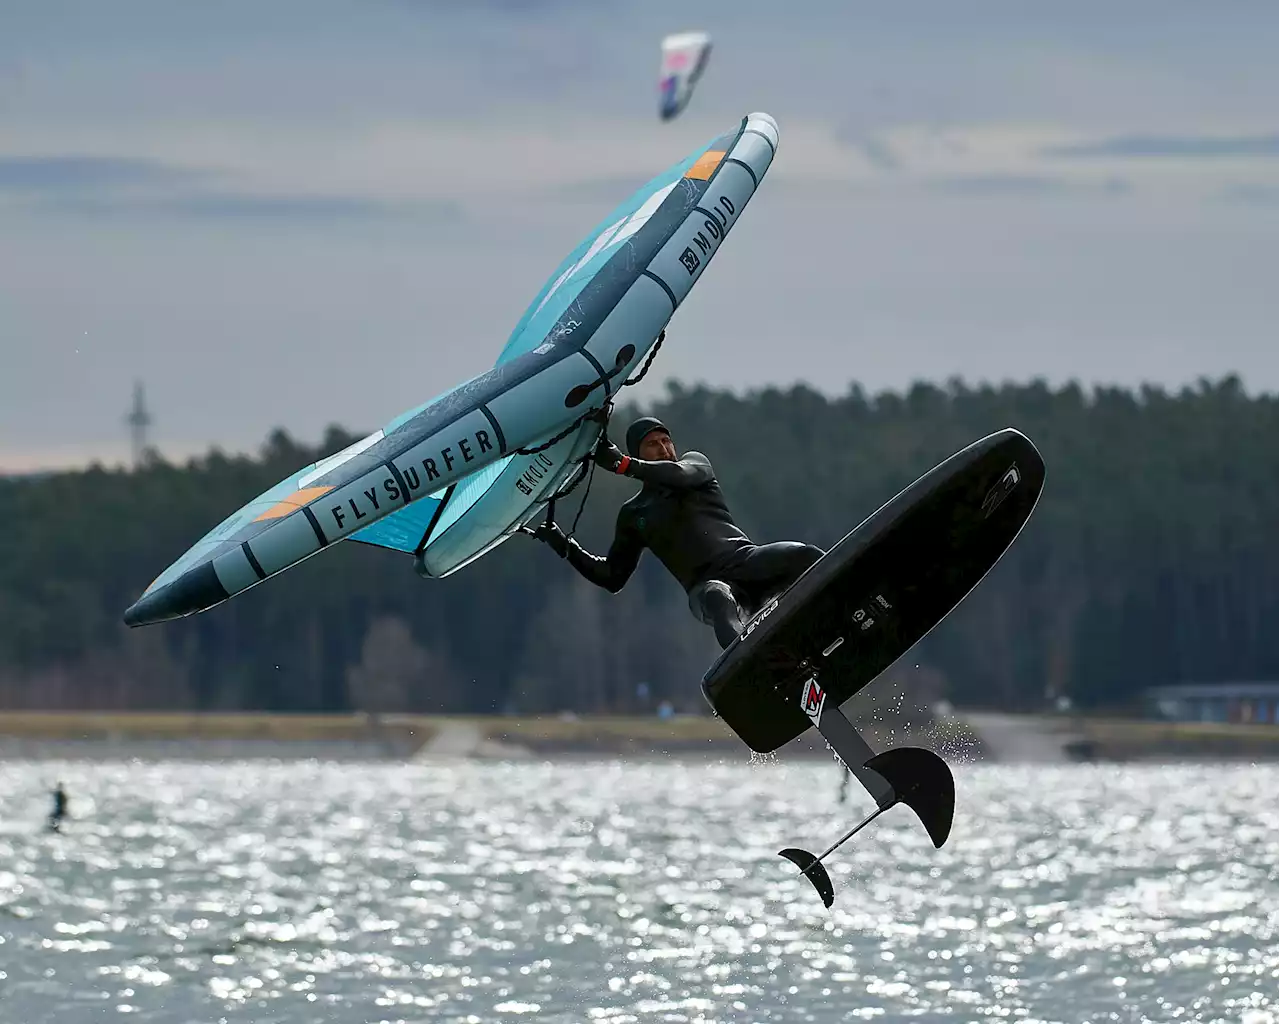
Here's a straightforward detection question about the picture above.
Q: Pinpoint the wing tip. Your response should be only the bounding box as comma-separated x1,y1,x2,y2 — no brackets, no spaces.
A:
122,562,230,627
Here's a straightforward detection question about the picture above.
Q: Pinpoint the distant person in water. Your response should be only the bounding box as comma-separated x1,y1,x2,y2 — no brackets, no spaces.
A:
47,782,68,832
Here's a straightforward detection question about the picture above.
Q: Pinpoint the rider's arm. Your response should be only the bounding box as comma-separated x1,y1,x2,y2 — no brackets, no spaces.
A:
619,450,715,490
546,508,644,594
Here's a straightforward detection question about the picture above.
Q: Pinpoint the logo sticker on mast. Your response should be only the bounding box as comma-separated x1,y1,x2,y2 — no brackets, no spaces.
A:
800,678,827,726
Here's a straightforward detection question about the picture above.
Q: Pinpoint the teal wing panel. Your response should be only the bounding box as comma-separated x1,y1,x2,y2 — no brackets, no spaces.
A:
493,147,710,368
347,457,514,554
345,491,446,553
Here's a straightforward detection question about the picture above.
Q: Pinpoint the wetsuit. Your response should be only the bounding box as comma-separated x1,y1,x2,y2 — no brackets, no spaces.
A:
544,451,824,648
49,786,67,831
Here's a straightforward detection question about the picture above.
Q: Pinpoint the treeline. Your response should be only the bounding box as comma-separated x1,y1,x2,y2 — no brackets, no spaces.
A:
0,376,1274,714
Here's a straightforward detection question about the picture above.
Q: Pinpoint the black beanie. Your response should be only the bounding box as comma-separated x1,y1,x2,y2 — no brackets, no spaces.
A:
625,416,669,457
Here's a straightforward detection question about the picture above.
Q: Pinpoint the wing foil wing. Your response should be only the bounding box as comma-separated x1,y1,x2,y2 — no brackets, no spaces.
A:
124,111,779,625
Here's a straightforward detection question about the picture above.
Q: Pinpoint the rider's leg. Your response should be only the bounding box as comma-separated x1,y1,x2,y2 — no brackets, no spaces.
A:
688,579,746,649
723,541,825,603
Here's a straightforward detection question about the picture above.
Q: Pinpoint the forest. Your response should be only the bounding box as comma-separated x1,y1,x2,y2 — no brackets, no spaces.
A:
0,375,1274,715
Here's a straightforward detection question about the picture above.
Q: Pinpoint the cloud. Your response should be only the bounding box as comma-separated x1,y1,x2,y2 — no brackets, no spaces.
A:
378,0,580,12
19,189,463,225
1218,183,1277,206
925,174,1132,198
0,152,462,224
0,437,227,475
534,173,659,204
1042,134,1277,159
0,154,207,191
856,136,901,172
158,192,462,223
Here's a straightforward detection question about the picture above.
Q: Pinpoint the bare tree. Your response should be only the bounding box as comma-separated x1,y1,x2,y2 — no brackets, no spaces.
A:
509,579,608,713
347,615,460,716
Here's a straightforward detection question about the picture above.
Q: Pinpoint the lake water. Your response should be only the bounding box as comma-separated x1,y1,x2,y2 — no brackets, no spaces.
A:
0,759,1275,1023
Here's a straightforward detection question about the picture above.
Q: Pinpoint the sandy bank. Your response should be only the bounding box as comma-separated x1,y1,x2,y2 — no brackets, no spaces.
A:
0,709,981,762
0,710,1269,762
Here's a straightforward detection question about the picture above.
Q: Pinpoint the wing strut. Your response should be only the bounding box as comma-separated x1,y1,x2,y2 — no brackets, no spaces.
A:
535,401,620,542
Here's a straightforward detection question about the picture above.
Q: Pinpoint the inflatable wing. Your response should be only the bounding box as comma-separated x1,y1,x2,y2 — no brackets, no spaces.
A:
123,112,779,627
659,32,711,121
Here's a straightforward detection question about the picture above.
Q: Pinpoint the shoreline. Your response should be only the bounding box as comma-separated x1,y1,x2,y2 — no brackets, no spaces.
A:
0,710,981,762
0,710,1272,763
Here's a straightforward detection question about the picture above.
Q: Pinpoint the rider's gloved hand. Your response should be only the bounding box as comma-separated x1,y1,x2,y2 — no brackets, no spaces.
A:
519,519,570,557
593,437,631,475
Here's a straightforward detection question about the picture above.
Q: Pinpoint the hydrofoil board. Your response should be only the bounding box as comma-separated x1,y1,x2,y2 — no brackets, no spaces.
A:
702,427,1045,753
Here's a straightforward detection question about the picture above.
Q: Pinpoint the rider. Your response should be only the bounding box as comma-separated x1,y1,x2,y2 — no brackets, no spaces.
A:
48,782,68,832
524,415,824,648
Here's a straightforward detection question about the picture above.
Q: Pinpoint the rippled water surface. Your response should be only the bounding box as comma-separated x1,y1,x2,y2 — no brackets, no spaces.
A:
0,759,1275,1023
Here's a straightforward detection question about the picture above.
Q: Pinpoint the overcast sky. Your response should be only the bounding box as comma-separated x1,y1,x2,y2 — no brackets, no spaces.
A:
1,0,1275,471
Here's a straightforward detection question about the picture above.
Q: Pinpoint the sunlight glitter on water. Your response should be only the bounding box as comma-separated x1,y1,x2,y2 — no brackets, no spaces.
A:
0,760,1274,1023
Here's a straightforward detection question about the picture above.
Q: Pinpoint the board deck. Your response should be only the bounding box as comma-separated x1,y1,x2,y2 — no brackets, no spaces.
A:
701,428,1045,753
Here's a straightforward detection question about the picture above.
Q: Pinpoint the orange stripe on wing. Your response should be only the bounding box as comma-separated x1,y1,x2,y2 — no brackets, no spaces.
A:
253,485,334,522
684,150,725,181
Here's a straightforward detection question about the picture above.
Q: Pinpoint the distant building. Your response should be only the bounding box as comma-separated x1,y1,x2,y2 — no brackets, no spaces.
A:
1144,682,1278,725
